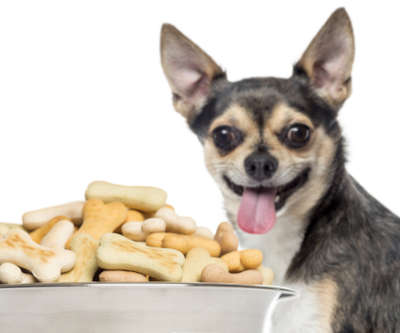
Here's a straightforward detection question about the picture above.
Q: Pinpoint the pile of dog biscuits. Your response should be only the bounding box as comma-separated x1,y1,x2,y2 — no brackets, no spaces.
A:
0,181,274,286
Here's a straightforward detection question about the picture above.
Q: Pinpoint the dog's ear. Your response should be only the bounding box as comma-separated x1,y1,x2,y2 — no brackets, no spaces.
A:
160,24,225,121
295,8,355,109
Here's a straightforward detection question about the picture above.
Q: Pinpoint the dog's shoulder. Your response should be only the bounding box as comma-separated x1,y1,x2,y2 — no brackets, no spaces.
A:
287,175,400,332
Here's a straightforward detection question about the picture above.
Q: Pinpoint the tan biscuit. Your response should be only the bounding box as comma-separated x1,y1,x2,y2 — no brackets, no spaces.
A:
40,220,75,249
0,229,75,282
162,233,221,257
155,207,196,234
257,266,274,285
181,248,228,282
121,218,166,242
29,216,69,243
99,270,149,283
239,249,263,269
20,273,35,284
58,200,127,282
115,210,145,234
125,210,145,223
221,249,264,272
143,204,175,219
214,222,239,255
122,221,146,242
146,232,169,248
22,201,84,230
0,263,35,284
200,264,263,285
193,226,214,239
97,233,184,282
85,181,167,212
58,233,98,283
142,218,166,234
0,263,24,284
221,251,245,273
78,199,128,240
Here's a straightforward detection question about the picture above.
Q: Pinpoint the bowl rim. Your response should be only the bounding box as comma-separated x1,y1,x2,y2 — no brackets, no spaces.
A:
0,282,296,298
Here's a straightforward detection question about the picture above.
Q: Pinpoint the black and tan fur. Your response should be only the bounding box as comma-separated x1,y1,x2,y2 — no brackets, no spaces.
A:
161,8,400,332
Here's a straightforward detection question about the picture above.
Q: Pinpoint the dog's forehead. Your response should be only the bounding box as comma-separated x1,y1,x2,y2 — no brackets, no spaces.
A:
190,77,332,139
226,86,280,129
211,78,312,132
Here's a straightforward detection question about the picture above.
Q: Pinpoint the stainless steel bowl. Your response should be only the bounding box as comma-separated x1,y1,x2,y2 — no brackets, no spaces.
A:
0,283,295,333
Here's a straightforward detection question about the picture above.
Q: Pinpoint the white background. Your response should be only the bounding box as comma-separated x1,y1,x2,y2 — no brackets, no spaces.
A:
0,0,399,232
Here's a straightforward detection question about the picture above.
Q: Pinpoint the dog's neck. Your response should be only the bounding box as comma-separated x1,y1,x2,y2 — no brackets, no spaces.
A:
285,146,349,282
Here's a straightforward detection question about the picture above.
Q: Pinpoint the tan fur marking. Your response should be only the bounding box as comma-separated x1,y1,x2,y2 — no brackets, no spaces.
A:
267,103,314,134
209,104,258,134
314,278,338,331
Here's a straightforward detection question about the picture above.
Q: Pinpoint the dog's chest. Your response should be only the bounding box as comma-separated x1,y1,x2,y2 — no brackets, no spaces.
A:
238,215,332,332
237,214,304,284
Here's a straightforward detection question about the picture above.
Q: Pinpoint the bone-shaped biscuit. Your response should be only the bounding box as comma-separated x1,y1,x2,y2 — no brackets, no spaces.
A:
97,233,184,282
23,201,84,230
122,222,146,242
0,262,35,284
162,233,221,257
99,270,149,283
142,218,166,234
155,207,196,234
214,222,239,255
181,248,228,282
30,216,69,243
21,271,35,284
146,232,171,247
201,264,263,285
115,209,145,234
122,218,166,242
78,199,128,241
125,210,145,223
40,220,75,249
0,229,75,282
58,234,98,283
221,249,263,272
58,199,127,282
85,181,167,213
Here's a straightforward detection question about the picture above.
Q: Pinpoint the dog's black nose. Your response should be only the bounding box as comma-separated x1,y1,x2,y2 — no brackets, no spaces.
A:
244,152,278,181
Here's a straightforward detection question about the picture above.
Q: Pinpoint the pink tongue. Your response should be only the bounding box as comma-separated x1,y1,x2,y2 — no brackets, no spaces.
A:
238,188,277,234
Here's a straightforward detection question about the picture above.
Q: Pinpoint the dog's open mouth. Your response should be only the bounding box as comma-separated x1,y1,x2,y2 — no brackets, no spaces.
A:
223,168,310,210
223,168,310,234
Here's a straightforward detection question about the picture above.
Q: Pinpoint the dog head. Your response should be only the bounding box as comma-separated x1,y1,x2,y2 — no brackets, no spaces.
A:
160,8,354,234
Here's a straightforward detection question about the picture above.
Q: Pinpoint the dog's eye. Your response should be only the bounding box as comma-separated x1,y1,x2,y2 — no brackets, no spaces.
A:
212,126,243,152
285,124,311,148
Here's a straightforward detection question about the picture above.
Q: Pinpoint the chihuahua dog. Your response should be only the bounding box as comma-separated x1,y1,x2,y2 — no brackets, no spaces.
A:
161,8,400,333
